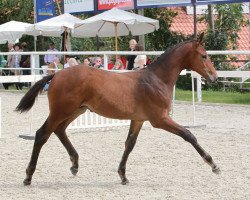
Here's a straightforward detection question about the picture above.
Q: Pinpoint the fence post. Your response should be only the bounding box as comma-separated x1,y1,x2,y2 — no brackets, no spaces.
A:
30,54,36,75
0,97,1,138
103,54,108,70
197,75,202,103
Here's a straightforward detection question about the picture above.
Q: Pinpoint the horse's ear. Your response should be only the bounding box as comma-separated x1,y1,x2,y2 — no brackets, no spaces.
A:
198,32,205,44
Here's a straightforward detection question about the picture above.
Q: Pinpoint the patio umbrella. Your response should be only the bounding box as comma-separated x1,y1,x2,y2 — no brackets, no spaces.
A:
0,21,36,44
73,8,159,51
26,13,83,37
26,13,83,51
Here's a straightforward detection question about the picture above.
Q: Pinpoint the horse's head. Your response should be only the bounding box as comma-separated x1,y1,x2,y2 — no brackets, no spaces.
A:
186,33,218,83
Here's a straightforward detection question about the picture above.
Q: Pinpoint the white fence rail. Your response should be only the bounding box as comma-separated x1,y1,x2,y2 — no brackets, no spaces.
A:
1,50,250,72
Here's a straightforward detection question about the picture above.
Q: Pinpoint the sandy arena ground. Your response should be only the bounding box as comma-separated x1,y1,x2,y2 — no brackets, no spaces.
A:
0,90,249,200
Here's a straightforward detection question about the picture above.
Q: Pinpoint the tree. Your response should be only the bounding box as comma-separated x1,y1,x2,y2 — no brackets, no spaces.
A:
0,0,33,24
144,8,187,51
201,4,248,70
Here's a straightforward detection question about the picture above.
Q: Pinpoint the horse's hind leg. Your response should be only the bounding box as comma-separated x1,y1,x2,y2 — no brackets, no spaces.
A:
23,119,54,185
55,130,79,175
54,107,87,176
151,116,221,174
118,120,144,185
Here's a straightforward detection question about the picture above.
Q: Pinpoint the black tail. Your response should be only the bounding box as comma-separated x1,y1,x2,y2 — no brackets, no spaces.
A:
15,74,55,113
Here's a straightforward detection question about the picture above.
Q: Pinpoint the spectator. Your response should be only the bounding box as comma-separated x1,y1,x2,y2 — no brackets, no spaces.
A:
83,57,91,66
93,57,104,69
68,58,78,67
126,39,137,70
74,56,81,64
0,52,6,76
44,42,59,65
7,43,14,70
12,43,22,75
54,57,63,70
119,55,127,68
64,55,70,69
20,42,30,76
48,57,63,75
107,56,114,70
88,56,95,67
112,59,124,70
133,44,147,70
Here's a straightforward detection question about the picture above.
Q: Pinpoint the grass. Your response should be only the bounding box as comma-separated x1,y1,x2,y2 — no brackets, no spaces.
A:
175,89,250,105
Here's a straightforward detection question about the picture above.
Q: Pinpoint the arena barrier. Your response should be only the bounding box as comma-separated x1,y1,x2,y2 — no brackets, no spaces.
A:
67,110,131,131
1,50,250,138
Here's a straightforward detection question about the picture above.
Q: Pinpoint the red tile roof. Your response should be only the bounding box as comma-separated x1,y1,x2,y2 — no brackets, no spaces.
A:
170,7,207,35
169,7,249,68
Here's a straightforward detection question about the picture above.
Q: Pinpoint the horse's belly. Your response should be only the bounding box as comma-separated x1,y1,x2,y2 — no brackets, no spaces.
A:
85,100,147,121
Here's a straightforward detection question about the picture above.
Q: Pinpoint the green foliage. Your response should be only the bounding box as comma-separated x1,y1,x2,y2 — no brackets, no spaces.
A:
198,4,248,91
176,74,192,90
0,0,33,24
202,4,247,70
144,8,187,51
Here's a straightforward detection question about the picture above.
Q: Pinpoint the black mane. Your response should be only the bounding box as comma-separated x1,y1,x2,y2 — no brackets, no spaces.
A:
148,39,196,68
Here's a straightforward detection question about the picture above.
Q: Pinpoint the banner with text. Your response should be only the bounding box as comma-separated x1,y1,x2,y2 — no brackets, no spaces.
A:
36,0,55,22
97,0,135,11
64,0,95,14
136,0,192,8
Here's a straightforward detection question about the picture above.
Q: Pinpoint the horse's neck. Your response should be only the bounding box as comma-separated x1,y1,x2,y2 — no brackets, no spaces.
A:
151,47,187,87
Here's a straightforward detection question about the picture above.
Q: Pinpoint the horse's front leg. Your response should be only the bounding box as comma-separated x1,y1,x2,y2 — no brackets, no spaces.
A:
150,116,221,174
118,120,144,185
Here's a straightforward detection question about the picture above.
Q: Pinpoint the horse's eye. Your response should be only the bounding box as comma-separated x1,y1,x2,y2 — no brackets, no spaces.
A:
201,54,207,60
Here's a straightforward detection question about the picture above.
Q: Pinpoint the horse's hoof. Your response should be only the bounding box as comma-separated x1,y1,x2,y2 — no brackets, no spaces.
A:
121,178,129,185
70,167,78,176
212,166,221,175
23,179,31,186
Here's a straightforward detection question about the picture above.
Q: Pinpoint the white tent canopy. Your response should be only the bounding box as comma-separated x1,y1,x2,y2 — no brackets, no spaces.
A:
73,8,159,50
73,8,159,38
26,13,83,37
0,21,35,44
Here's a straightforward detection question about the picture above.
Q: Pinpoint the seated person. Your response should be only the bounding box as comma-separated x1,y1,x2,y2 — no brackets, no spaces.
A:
112,59,124,70
48,57,63,75
64,55,70,69
68,58,78,67
133,44,147,70
93,57,104,69
108,56,114,70
83,57,91,66
74,56,81,64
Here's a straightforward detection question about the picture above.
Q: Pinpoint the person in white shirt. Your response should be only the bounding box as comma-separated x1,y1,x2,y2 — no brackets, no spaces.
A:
64,55,70,69
133,44,147,70
44,42,59,65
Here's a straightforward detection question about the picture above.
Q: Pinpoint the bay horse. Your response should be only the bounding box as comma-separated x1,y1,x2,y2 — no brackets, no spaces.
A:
16,33,221,186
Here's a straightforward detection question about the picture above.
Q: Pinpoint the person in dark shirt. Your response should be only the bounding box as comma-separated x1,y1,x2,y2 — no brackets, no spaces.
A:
20,42,30,87
126,39,137,70
20,42,30,75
